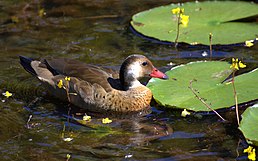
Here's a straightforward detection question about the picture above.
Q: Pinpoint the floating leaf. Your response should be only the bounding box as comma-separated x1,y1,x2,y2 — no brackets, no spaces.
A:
131,1,258,45
147,61,258,111
239,104,258,146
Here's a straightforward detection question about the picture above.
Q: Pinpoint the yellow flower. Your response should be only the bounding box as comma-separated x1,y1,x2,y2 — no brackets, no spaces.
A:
57,80,63,88
66,154,71,160
65,76,70,81
245,40,254,47
244,146,256,161
172,7,181,14
239,61,246,68
83,115,91,121
230,58,239,70
102,118,112,124
171,8,189,27
180,14,189,27
11,16,19,23
181,109,191,117
230,58,246,70
248,148,256,161
2,91,12,98
38,8,46,17
244,146,253,153
209,33,213,40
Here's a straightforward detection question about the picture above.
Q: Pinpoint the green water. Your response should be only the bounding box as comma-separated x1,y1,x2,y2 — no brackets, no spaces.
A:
0,0,257,160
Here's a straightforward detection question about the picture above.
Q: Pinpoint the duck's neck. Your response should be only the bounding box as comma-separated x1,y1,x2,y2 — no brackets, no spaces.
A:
120,68,142,91
121,77,142,90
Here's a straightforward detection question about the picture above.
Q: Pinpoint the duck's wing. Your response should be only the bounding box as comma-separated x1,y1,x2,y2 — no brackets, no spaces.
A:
20,56,121,92
43,58,121,92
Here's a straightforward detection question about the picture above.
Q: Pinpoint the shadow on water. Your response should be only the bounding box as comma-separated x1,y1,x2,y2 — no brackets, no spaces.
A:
0,0,257,160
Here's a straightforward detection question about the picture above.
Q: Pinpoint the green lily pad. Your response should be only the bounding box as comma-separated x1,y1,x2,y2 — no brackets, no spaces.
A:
239,104,258,146
131,1,258,45
147,61,258,111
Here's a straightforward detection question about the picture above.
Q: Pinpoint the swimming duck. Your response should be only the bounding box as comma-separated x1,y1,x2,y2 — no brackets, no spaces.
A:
19,55,168,115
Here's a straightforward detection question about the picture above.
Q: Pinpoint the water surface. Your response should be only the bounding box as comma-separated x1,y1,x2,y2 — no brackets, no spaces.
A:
0,0,257,160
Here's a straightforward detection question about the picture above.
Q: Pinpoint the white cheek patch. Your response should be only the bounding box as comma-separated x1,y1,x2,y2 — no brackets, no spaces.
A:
127,62,141,79
126,62,145,89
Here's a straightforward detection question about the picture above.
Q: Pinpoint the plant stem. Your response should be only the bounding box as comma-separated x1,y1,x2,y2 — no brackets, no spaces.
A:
174,14,181,48
189,79,226,121
65,80,70,102
209,33,213,60
26,115,33,129
62,78,72,138
65,79,72,130
61,123,66,138
232,71,240,125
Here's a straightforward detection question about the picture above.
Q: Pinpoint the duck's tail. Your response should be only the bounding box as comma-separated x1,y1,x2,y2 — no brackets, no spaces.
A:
19,56,37,76
19,56,57,87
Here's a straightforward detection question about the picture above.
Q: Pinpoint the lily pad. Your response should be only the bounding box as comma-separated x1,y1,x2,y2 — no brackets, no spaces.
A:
239,104,258,146
147,61,258,111
131,1,258,45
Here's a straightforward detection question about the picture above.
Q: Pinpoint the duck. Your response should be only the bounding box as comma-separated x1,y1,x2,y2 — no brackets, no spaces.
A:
19,54,168,116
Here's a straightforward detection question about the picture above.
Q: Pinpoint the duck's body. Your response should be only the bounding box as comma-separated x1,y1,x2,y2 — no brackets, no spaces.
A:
19,55,168,115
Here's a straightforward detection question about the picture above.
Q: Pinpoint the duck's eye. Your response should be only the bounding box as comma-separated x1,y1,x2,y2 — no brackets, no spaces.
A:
142,61,148,66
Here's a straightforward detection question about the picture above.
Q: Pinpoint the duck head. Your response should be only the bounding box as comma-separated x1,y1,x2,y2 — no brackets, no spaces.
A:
119,55,168,90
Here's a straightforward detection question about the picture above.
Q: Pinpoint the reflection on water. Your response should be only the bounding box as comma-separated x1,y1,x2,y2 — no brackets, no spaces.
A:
0,0,257,160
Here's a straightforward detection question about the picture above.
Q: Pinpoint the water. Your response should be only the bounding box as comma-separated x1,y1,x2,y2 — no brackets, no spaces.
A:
0,0,257,160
